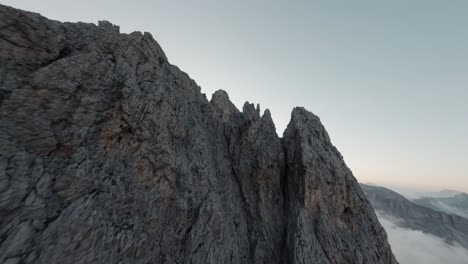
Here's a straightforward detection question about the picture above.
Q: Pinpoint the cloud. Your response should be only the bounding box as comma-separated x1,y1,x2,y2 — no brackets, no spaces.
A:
377,213,468,264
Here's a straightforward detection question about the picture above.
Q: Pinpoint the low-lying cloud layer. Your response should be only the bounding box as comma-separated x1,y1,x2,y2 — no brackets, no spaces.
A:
378,214,468,264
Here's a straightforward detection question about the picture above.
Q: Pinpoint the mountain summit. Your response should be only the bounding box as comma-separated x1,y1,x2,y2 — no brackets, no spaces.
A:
0,5,397,264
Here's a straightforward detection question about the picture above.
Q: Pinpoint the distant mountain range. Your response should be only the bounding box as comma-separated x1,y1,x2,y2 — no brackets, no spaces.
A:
361,183,468,249
413,193,468,219
418,189,463,198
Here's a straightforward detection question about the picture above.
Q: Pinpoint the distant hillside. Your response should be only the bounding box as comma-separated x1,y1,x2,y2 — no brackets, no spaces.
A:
361,184,468,249
413,193,468,219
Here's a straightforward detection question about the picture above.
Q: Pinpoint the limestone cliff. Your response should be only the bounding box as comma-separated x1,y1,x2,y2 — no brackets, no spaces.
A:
0,5,397,264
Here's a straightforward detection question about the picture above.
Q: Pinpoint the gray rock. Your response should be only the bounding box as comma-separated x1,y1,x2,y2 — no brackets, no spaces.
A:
0,4,397,264
282,108,396,264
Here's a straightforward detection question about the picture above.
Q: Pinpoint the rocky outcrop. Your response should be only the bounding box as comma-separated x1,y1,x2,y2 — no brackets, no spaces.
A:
0,4,397,264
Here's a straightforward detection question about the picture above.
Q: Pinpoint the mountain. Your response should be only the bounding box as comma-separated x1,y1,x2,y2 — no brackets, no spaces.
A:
360,184,468,249
413,193,468,219
426,189,462,198
0,4,397,264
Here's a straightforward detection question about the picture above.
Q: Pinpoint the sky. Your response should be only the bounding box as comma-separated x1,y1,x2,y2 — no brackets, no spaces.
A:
3,0,467,192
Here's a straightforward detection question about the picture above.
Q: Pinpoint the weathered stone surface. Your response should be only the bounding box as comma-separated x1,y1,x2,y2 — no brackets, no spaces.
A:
0,4,397,264
282,108,397,264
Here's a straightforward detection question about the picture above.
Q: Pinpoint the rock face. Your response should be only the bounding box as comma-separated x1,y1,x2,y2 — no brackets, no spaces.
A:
361,184,468,249
0,4,397,264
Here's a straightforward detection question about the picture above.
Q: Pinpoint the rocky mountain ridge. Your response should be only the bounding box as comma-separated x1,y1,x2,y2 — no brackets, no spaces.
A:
0,4,397,263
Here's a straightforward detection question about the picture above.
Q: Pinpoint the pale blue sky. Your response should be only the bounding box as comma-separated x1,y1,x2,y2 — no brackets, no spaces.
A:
3,0,467,192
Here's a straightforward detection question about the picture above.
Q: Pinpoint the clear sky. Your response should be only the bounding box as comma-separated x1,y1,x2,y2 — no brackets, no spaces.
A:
3,0,467,192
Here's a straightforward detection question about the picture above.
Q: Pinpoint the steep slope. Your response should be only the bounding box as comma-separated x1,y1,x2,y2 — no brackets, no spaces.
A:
0,4,396,264
361,184,468,249
413,193,468,219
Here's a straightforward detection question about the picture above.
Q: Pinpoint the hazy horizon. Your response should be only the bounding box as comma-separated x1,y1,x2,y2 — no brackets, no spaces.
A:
4,0,467,192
